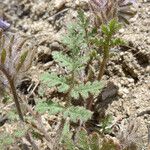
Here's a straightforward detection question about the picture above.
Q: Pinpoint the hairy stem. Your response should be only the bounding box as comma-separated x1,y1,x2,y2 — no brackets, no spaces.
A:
9,79,24,121
0,65,24,121
64,69,75,107
85,28,90,51
84,26,93,77
86,94,94,110
97,45,110,81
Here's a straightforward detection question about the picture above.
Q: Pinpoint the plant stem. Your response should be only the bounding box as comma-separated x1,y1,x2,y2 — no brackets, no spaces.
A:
0,65,24,121
86,94,94,110
9,79,24,121
65,70,75,107
84,26,93,76
97,45,110,81
84,28,90,51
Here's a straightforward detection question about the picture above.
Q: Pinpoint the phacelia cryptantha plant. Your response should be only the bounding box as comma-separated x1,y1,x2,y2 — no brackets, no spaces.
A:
89,0,137,26
0,29,34,121
35,10,125,149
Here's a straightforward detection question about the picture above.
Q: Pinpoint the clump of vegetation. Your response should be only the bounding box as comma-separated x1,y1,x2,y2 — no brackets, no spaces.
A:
0,29,36,149
0,29,34,121
0,124,29,149
62,125,121,150
36,10,126,149
89,0,137,26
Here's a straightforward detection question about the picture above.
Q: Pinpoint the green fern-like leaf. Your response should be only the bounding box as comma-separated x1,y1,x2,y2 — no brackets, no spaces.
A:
109,19,122,35
14,128,27,138
61,120,76,150
62,23,85,56
36,102,92,123
89,133,101,150
40,72,69,93
63,106,93,122
101,25,109,37
38,85,46,96
0,133,14,149
110,38,125,47
76,128,89,150
71,81,103,99
69,56,89,73
61,120,70,138
8,110,19,121
76,129,102,150
90,38,104,47
35,101,64,115
63,135,76,150
52,51,73,71
101,19,122,38
52,51,89,73
77,9,89,29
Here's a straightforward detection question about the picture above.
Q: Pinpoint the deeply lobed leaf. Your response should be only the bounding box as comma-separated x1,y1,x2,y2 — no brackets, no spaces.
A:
36,101,92,123
52,51,73,71
63,106,93,123
71,81,103,99
40,72,69,93
35,101,64,115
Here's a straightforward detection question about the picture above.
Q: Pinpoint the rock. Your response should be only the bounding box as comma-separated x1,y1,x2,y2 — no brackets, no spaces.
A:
0,115,8,126
127,78,134,83
119,28,125,33
30,21,51,34
17,2,31,17
50,41,62,51
98,82,119,101
54,0,67,10
122,88,129,94
145,66,150,73
37,46,52,63
31,2,48,18
75,0,89,10
118,89,123,96
121,52,140,80
43,61,54,70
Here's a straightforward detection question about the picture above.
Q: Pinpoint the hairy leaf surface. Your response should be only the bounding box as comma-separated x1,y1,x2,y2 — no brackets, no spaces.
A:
40,72,69,92
63,106,93,122
52,51,73,71
71,81,103,99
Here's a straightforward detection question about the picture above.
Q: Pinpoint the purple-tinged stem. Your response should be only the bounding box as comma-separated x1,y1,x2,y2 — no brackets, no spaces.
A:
0,65,24,121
